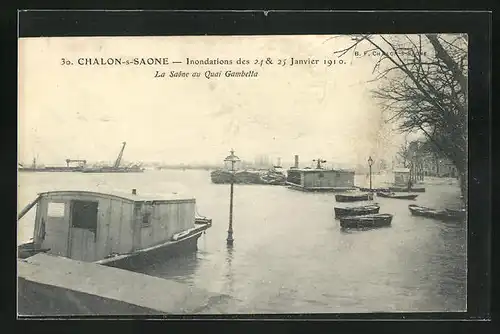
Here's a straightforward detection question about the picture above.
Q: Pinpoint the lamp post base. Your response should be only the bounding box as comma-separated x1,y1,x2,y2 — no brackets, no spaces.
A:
227,230,234,246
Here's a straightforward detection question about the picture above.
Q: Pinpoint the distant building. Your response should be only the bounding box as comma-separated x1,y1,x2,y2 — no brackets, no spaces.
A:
286,168,356,192
393,168,410,186
421,153,457,177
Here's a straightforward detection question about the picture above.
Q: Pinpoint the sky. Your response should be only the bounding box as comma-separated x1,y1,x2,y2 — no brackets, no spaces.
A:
18,35,407,168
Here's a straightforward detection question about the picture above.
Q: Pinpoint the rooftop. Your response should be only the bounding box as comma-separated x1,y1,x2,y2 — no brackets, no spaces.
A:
39,190,195,203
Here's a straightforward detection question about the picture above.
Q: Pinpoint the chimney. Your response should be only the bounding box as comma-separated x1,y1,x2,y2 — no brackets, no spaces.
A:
132,189,137,195
294,155,299,168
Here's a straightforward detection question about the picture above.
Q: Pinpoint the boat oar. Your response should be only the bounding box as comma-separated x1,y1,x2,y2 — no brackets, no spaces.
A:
17,195,41,221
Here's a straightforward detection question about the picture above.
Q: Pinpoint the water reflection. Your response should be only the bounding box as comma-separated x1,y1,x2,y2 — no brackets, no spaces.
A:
224,244,235,296
340,226,392,234
135,252,200,283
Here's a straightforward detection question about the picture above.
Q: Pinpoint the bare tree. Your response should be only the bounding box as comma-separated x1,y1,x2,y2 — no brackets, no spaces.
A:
396,139,410,168
335,34,468,203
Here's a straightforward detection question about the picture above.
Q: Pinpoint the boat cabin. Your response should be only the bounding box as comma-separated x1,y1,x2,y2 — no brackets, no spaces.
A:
29,190,198,263
393,168,410,186
286,168,356,191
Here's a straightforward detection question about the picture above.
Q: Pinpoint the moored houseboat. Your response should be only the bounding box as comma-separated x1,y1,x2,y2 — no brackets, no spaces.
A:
286,168,356,192
285,156,355,192
17,189,212,268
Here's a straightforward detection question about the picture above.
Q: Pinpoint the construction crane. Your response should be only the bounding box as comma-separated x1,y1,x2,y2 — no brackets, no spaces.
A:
114,142,127,168
65,159,87,167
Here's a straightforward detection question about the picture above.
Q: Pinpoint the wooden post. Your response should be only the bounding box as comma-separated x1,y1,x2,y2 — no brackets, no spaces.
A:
18,195,41,221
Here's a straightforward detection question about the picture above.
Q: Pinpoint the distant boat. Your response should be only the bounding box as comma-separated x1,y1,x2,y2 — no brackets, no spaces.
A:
81,142,144,173
376,192,418,200
18,166,84,172
335,192,373,202
388,186,426,193
334,204,380,219
408,204,466,222
81,166,144,173
18,157,85,172
339,213,393,229
210,167,286,185
357,187,390,193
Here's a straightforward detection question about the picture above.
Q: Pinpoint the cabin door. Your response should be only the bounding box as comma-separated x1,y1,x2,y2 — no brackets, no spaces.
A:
40,201,70,257
68,200,99,262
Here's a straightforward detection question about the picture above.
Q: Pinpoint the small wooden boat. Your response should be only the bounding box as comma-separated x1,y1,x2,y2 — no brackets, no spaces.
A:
339,213,393,229
388,186,426,193
376,192,418,200
335,192,373,202
357,187,390,193
408,204,466,221
334,204,380,219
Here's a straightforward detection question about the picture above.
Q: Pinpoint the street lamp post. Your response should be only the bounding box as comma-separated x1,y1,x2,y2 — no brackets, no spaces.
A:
412,152,417,183
368,156,374,191
224,149,240,246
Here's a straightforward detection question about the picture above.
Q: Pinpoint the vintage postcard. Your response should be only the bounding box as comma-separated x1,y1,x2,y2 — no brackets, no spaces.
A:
17,34,468,316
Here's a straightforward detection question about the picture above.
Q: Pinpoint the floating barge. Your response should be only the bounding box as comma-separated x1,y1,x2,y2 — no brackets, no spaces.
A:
210,167,286,185
17,189,211,268
81,166,144,173
18,159,87,172
18,166,84,172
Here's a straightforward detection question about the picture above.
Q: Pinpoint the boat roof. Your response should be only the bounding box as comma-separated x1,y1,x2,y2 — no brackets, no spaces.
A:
38,190,195,203
288,168,355,173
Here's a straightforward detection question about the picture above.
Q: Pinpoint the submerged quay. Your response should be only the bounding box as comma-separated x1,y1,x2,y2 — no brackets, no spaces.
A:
18,253,233,315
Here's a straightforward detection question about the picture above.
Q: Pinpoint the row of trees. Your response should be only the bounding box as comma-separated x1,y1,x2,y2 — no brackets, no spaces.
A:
335,34,468,203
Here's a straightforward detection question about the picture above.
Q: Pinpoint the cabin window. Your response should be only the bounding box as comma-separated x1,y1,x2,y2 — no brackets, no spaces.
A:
71,200,98,231
286,170,301,184
140,203,154,227
47,202,65,218
142,212,152,227
318,172,324,178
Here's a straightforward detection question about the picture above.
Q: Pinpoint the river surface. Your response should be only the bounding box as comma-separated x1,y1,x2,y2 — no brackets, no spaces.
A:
17,170,466,313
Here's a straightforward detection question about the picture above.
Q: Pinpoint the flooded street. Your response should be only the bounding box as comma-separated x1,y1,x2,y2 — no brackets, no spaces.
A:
17,170,466,313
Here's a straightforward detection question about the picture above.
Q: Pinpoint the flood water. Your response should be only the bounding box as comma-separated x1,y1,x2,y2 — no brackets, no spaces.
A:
17,170,466,313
